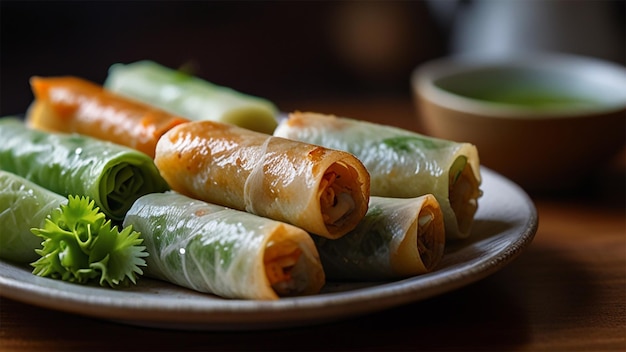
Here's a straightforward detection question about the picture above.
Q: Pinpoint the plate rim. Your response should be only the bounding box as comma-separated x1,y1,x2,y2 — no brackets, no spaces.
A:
0,166,538,330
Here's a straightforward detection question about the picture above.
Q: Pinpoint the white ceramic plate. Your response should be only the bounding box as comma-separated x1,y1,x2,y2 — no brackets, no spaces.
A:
0,167,537,331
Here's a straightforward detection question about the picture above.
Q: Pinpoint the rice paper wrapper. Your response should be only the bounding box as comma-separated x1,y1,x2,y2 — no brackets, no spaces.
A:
123,192,325,300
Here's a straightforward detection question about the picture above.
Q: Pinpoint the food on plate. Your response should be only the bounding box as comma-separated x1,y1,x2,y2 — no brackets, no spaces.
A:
0,170,67,263
273,112,482,239
31,195,147,287
123,191,325,300
313,195,445,281
154,120,371,239
0,117,170,221
104,60,279,134
26,76,190,158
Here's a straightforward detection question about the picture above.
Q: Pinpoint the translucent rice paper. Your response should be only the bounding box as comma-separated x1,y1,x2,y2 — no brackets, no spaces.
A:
274,112,482,239
0,118,169,221
105,60,279,134
123,192,325,300
313,195,445,281
0,170,67,263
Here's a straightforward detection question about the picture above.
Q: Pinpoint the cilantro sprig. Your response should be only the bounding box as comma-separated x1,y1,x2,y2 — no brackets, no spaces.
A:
30,195,148,287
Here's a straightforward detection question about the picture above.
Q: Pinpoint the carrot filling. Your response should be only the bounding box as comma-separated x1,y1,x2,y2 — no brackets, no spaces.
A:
264,245,303,295
319,164,356,227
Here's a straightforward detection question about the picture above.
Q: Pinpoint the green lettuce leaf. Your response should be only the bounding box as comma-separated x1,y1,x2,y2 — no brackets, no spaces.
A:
0,117,170,221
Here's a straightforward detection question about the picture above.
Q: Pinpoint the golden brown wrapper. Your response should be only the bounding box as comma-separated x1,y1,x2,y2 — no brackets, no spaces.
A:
26,76,189,158
154,120,370,239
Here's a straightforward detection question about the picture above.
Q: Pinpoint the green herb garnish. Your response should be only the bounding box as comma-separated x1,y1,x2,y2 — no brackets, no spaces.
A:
30,195,148,287
381,136,440,152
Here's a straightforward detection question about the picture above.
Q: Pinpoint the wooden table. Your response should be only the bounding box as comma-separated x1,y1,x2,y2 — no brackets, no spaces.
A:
1,98,624,351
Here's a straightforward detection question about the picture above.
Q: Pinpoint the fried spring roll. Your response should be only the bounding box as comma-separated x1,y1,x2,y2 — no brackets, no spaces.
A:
26,76,190,158
313,195,445,281
274,112,482,239
123,192,326,300
155,120,370,239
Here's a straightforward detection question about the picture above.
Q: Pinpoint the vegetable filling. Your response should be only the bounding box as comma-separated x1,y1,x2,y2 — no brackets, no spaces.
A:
416,211,437,270
319,163,356,227
103,163,144,217
264,242,305,296
448,157,481,235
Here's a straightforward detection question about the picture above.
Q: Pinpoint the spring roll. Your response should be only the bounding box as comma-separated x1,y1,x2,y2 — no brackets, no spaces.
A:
313,195,445,281
0,117,169,221
123,192,325,300
155,120,370,239
104,60,279,134
274,112,482,239
0,170,67,263
26,76,190,158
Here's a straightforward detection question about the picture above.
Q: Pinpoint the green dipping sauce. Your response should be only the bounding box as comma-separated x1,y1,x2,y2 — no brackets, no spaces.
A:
434,68,606,110
454,88,602,109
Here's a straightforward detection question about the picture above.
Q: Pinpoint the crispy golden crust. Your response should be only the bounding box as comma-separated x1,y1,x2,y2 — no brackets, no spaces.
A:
155,120,370,239
26,76,189,158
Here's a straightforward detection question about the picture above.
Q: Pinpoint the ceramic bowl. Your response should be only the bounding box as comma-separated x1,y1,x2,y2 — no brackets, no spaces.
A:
412,52,626,192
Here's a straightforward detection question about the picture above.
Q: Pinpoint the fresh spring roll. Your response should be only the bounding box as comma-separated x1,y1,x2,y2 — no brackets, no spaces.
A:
123,192,326,300
0,118,169,221
104,60,279,134
0,170,67,263
273,112,482,239
313,195,445,281
155,120,370,239
26,76,190,158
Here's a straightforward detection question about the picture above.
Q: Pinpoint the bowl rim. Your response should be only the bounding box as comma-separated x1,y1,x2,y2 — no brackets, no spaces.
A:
412,52,626,119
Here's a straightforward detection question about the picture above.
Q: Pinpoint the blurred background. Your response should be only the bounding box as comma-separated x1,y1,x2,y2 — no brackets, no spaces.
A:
1,0,624,117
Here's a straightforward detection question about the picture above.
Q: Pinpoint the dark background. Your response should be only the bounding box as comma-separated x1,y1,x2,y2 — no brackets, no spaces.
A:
0,1,447,116
1,1,624,117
